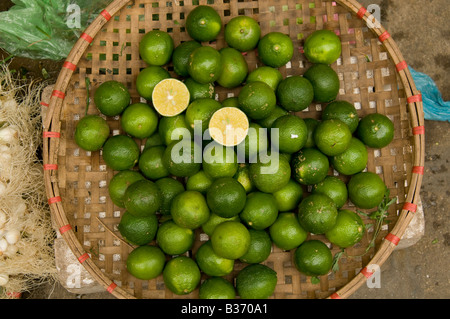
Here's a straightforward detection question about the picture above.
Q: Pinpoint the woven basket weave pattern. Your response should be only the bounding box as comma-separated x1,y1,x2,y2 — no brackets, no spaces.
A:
43,0,424,299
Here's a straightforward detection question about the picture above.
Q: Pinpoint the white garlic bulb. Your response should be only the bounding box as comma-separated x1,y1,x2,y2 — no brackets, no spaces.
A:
0,274,9,286
0,210,7,229
4,229,20,245
0,238,8,253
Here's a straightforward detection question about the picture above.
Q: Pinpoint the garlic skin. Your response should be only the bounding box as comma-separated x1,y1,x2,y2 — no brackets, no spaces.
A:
0,238,8,253
4,229,20,245
0,274,9,286
0,210,7,229
0,125,19,145
4,244,18,257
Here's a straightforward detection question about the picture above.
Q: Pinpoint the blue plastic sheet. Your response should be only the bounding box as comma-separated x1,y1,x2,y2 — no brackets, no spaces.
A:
409,66,450,122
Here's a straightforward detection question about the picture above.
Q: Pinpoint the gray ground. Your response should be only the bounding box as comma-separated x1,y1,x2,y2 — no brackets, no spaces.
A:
1,0,448,299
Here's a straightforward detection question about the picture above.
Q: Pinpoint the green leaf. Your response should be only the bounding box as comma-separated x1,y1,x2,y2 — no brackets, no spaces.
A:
310,276,320,284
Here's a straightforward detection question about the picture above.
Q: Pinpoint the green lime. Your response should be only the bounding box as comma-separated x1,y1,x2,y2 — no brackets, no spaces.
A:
291,147,329,185
126,245,165,280
255,105,288,129
221,96,239,108
172,40,202,77
102,135,140,171
199,277,236,299
118,211,158,246
269,212,308,251
322,100,359,133
108,170,146,208
195,240,234,276
325,209,365,248
186,5,222,42
303,118,319,148
294,240,333,276
238,122,268,162
185,98,222,134
236,264,277,299
257,32,294,68
240,191,279,230
224,16,261,52
312,176,348,209
138,146,169,180
186,170,213,194
162,139,202,177
330,137,368,175
184,77,215,102
303,30,342,65
124,179,162,217
356,113,394,148
74,114,110,151
238,81,276,120
144,131,164,150
187,46,223,84
120,102,158,139
210,221,250,260
163,256,201,295
347,171,386,209
136,66,171,100
272,179,304,212
233,163,255,193
201,212,240,237
217,47,249,88
156,220,195,255
154,177,185,216
314,119,352,156
171,190,210,229
158,113,191,146
276,75,314,112
139,30,174,66
206,177,247,218
202,141,238,179
298,193,338,234
94,80,130,116
246,66,283,91
271,114,308,154
249,152,291,193
303,64,340,103
239,229,272,264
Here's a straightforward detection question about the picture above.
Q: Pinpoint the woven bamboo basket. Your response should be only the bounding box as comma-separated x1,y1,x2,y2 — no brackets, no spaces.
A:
42,0,425,299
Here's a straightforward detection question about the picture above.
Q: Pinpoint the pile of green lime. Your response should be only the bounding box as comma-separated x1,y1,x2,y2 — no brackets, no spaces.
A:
72,5,396,299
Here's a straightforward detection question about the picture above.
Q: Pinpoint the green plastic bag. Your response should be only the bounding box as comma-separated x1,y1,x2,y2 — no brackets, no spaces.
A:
0,0,112,60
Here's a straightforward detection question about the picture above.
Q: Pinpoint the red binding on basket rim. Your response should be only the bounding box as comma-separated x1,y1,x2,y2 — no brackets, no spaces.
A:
385,233,401,246
107,282,117,293
52,90,66,99
78,253,90,264
59,224,72,234
43,164,58,171
356,7,366,19
330,292,341,299
100,9,112,21
396,60,408,72
63,61,77,72
378,31,390,42
407,94,422,104
80,32,94,44
40,101,49,107
43,131,61,138
403,202,417,212
48,196,62,205
412,166,424,175
360,267,374,278
412,125,425,135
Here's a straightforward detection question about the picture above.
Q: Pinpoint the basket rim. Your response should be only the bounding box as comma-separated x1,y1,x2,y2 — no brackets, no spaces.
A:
42,0,425,299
